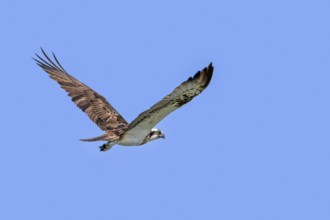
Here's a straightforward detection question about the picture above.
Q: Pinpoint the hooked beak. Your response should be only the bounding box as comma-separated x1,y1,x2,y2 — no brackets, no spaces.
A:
160,133,165,139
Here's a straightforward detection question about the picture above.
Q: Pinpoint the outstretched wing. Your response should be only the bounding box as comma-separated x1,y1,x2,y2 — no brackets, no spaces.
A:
124,63,213,137
34,48,129,133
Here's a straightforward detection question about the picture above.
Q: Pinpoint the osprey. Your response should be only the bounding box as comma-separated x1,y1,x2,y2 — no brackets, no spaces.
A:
34,49,213,151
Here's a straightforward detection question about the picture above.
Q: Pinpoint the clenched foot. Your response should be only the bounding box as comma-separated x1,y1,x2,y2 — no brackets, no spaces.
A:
99,142,114,152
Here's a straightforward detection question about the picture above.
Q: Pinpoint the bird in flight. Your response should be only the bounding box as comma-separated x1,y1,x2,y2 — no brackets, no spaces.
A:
34,48,214,151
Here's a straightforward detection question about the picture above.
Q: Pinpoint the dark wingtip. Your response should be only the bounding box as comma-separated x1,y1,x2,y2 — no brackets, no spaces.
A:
190,63,214,88
208,62,213,72
33,47,67,72
33,47,43,62
202,62,214,88
207,62,213,71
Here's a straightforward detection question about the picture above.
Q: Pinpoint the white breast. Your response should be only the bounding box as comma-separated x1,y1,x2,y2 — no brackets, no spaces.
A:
118,125,150,146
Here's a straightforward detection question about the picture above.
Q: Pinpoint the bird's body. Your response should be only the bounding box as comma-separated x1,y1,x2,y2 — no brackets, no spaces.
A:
34,49,213,151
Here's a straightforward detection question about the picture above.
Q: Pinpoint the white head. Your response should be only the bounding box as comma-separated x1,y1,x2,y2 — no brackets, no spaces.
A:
148,128,165,142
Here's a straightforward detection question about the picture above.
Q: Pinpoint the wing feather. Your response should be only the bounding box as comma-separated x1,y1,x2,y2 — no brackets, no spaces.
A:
34,48,129,134
127,63,213,133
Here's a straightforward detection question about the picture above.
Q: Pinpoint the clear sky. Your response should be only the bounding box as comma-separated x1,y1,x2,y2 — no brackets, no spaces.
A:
1,0,330,219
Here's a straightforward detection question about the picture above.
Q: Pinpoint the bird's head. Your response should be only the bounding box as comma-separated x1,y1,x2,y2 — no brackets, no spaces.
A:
148,128,165,142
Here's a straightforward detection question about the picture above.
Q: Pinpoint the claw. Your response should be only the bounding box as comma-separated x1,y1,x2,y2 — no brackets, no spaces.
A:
99,142,114,152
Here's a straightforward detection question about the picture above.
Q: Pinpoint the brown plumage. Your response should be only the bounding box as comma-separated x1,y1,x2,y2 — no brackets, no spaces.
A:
34,48,213,151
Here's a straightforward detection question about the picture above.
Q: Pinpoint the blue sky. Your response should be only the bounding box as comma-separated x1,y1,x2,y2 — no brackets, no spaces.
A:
1,0,330,219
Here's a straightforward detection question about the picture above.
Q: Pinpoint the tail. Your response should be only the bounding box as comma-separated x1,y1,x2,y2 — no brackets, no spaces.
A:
80,134,109,142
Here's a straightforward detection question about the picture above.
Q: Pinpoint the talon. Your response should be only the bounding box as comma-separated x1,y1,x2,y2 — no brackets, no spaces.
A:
99,142,114,152
99,144,106,151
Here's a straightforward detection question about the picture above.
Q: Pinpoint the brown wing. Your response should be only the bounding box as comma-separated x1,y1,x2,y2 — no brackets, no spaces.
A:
125,63,213,136
34,48,129,134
